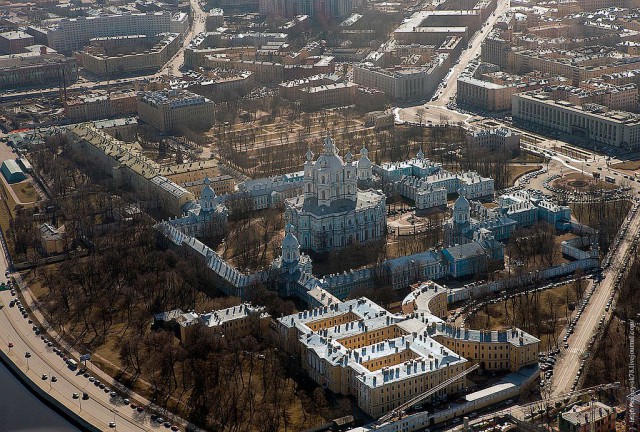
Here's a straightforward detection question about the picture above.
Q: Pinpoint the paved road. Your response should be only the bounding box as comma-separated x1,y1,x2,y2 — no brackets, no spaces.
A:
0,261,189,430
549,206,640,396
0,293,157,431
397,0,510,125
161,0,206,77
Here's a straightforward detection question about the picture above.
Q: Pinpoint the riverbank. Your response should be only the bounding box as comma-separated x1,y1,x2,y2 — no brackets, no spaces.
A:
0,346,99,432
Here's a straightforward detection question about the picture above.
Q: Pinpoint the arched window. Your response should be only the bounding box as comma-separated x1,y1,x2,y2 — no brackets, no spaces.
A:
348,185,352,194
307,184,311,192
347,171,351,179
321,190,326,200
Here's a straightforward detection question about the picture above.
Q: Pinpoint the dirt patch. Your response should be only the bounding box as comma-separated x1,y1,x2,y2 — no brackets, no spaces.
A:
508,164,542,185
611,160,640,171
10,181,37,203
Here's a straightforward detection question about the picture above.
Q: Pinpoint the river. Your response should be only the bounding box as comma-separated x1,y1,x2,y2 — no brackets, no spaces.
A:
0,360,82,432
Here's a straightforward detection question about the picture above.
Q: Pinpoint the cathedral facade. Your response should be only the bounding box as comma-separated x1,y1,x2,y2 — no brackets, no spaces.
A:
285,137,386,254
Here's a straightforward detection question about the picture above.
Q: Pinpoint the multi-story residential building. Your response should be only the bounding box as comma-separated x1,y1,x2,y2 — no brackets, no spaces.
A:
511,48,640,87
466,128,521,153
285,137,386,253
457,76,520,111
204,56,285,83
481,33,512,69
137,89,215,133
512,91,640,149
299,82,358,110
0,31,34,54
45,12,188,53
393,10,481,45
64,92,138,122
259,0,355,19
206,8,224,30
0,45,77,90
77,33,181,77
353,54,450,101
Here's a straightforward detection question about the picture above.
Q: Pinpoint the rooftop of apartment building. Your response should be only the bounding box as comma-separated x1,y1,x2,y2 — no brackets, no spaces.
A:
138,89,212,109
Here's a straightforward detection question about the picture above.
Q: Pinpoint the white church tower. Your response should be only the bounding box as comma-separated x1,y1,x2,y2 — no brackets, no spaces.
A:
281,223,301,265
453,186,470,225
357,144,372,182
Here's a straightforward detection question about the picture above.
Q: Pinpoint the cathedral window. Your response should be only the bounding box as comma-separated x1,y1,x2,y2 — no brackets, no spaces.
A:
321,191,326,200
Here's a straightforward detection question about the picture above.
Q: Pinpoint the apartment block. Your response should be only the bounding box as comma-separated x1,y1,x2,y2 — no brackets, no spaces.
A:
0,31,34,54
0,45,77,90
46,12,186,53
137,89,215,133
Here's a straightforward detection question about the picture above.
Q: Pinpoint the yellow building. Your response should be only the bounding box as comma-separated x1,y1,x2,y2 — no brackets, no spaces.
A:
278,293,539,418
66,124,195,216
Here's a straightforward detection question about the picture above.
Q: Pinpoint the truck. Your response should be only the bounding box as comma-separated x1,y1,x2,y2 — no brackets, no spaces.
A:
67,359,78,369
605,176,615,184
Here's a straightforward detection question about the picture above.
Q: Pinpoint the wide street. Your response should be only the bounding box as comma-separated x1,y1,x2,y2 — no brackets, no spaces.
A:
0,294,158,431
396,0,511,126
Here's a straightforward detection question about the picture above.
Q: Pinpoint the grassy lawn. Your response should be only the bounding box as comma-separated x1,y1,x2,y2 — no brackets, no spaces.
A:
10,181,37,203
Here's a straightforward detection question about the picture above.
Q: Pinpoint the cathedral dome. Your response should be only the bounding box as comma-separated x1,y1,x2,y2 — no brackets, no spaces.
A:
357,153,371,169
454,194,469,212
282,223,301,263
282,229,300,250
316,153,344,171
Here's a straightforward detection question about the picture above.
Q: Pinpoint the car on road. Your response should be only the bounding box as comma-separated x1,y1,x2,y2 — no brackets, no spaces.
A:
51,376,57,382
25,352,31,358
123,398,130,405
41,374,48,380
8,342,13,348
82,392,89,400
73,392,79,399
109,422,116,428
